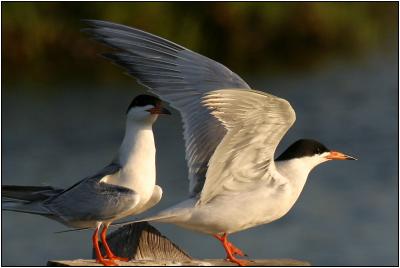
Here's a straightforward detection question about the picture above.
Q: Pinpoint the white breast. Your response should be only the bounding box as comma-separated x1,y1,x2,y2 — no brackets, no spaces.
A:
101,122,156,206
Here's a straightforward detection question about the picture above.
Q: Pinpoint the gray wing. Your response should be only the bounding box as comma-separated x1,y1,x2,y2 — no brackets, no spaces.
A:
82,20,250,196
45,163,140,225
199,89,296,204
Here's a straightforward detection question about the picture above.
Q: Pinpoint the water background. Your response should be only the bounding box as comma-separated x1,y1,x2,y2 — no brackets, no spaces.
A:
2,51,398,266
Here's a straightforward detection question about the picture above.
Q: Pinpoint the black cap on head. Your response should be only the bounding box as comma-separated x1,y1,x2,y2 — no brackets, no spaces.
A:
275,139,330,161
126,95,161,113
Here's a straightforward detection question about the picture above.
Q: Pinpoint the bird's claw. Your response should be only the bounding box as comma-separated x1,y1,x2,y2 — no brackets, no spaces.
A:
107,256,129,262
225,243,249,266
214,233,250,266
96,258,118,266
227,257,250,266
226,241,246,257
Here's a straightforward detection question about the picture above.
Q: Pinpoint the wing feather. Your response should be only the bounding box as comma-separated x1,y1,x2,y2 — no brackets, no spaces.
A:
199,89,296,204
45,164,140,226
83,20,250,196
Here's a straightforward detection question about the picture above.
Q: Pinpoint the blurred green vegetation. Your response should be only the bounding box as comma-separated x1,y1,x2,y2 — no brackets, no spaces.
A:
2,2,398,87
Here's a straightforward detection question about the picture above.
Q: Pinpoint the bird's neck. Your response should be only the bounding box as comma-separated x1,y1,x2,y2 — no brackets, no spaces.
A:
113,120,156,191
118,121,155,164
274,157,318,192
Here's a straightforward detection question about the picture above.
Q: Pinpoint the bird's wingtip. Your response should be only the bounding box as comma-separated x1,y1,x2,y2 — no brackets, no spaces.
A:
54,227,92,234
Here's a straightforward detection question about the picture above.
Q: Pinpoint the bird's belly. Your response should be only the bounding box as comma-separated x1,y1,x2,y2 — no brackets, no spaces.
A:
188,188,296,234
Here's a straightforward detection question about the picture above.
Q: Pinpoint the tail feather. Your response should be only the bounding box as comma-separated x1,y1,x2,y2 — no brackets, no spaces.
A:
2,185,63,201
2,200,52,215
2,185,61,216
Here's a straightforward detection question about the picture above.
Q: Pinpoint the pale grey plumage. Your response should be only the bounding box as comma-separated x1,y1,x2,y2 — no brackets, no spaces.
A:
3,163,140,228
82,19,250,196
44,164,140,227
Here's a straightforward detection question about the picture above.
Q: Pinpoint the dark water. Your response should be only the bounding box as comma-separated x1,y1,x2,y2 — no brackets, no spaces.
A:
2,53,398,266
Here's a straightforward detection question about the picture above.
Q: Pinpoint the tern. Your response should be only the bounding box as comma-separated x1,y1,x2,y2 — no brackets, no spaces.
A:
2,94,171,266
82,20,357,266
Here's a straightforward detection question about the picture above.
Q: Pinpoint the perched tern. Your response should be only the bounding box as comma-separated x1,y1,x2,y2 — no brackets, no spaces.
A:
82,20,357,266
2,95,171,266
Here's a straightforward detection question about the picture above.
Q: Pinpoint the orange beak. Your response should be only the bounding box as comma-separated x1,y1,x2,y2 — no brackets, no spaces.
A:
147,107,171,115
325,151,357,160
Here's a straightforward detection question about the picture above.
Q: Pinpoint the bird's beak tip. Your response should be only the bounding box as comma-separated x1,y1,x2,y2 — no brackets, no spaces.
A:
326,151,357,161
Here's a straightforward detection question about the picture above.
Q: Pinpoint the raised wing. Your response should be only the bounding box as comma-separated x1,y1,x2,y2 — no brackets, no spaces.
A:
82,20,250,196
199,89,296,204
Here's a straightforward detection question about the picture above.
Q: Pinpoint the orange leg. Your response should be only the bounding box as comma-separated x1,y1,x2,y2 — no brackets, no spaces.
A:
213,234,247,257
93,227,117,266
100,224,129,262
213,233,249,266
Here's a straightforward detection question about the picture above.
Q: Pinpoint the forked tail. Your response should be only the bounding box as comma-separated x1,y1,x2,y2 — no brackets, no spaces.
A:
2,185,62,215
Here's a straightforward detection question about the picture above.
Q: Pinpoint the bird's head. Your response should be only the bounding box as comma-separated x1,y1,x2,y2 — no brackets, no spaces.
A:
126,94,171,124
276,139,357,170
